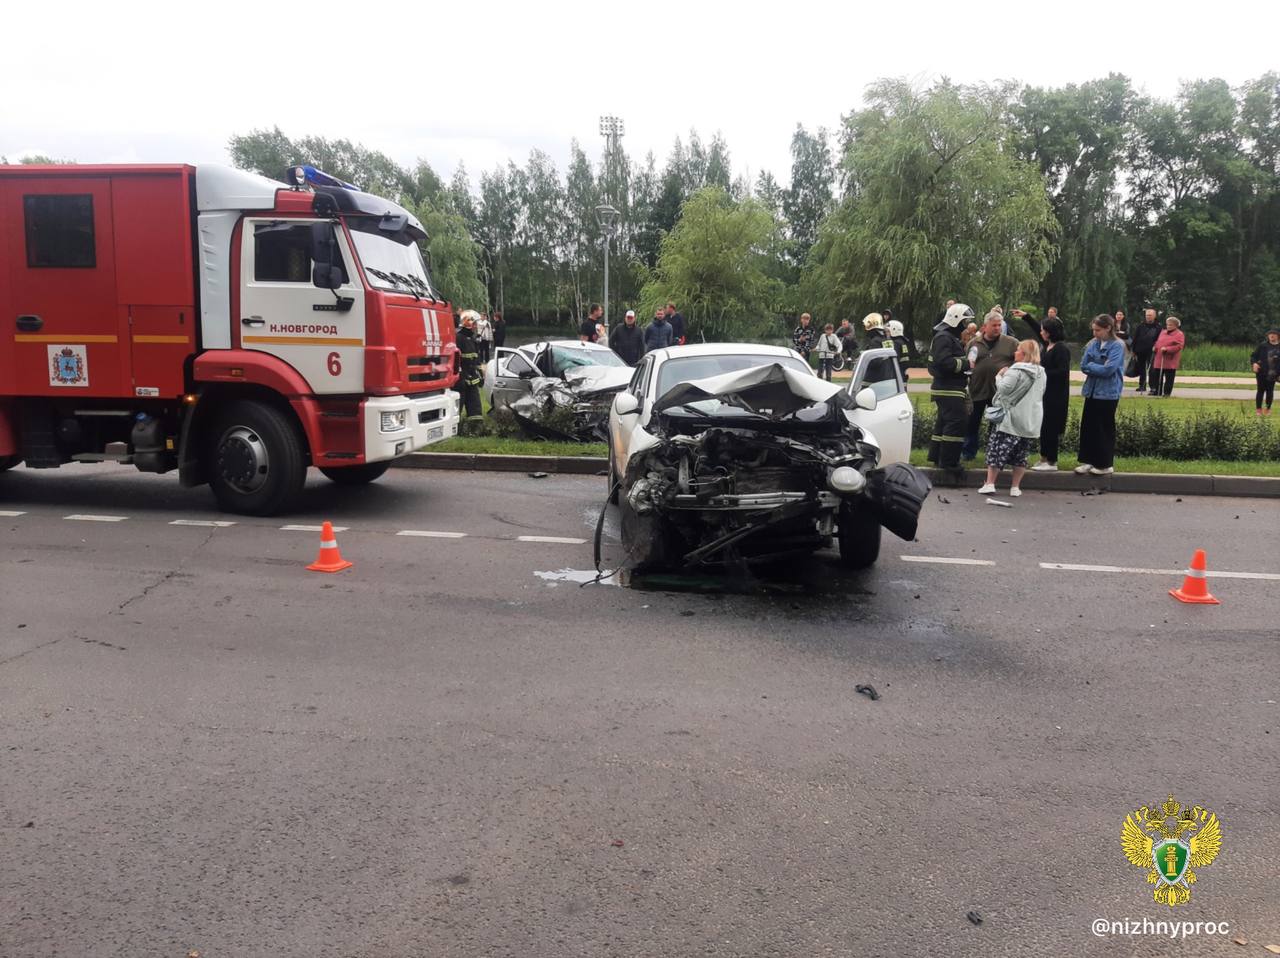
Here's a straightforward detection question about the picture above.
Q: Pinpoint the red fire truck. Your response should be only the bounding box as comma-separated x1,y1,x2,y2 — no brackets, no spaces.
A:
0,163,461,514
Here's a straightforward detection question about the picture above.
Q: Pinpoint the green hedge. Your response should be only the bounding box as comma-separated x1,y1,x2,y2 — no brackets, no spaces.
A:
1178,344,1253,373
911,405,1280,461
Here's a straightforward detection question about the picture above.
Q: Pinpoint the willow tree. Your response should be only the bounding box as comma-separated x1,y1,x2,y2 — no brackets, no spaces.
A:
641,187,783,342
804,79,1059,340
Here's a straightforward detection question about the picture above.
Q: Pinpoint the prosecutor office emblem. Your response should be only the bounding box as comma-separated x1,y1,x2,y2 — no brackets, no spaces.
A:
1120,795,1222,906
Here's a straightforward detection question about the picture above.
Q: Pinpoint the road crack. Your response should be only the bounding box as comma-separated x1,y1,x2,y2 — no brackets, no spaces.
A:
112,526,218,614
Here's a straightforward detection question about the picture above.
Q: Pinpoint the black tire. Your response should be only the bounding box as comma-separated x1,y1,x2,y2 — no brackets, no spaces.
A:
619,496,675,571
319,461,391,486
207,400,307,516
0,455,21,472
838,503,882,569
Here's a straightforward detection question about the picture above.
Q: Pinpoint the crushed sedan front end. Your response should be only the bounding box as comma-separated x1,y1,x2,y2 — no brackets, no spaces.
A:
618,364,930,571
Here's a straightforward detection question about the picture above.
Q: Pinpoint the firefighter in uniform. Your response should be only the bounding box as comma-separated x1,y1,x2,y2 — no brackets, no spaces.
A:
928,303,975,482
456,310,484,419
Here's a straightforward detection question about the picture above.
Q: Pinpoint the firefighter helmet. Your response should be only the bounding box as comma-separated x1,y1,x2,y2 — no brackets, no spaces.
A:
863,312,884,330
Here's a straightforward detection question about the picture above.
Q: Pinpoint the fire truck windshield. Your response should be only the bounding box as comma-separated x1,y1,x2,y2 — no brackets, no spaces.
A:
348,221,439,300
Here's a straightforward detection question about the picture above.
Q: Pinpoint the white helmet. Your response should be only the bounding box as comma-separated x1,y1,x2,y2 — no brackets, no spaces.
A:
863,312,884,331
887,319,904,337
939,303,975,329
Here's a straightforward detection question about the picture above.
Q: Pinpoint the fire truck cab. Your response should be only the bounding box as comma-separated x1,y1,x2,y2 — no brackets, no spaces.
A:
0,163,461,514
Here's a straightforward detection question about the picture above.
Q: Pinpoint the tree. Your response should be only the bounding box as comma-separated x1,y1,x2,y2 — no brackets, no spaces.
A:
641,188,782,342
411,199,486,311
1015,76,1137,329
805,79,1058,341
782,125,836,266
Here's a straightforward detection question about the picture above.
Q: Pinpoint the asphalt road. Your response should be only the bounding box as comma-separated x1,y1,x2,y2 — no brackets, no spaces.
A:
2,465,1278,958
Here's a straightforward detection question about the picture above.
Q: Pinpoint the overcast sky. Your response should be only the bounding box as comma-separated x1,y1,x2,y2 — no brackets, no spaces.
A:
5,0,1275,187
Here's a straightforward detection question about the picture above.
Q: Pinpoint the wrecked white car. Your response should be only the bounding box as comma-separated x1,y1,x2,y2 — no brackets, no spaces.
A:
607,344,930,570
485,341,632,441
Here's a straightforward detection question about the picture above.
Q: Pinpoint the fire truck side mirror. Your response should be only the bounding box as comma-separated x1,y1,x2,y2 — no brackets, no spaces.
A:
309,223,343,290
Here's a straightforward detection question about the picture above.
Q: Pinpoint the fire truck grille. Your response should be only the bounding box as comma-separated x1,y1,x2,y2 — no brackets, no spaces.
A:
407,354,449,383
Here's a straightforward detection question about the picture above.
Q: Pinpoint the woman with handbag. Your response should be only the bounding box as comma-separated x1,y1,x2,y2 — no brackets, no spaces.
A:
978,339,1046,497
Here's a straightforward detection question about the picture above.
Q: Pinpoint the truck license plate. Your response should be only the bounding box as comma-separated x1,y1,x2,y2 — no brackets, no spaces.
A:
428,425,444,441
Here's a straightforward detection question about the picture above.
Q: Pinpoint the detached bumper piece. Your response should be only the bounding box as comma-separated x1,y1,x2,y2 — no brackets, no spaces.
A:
861,463,932,541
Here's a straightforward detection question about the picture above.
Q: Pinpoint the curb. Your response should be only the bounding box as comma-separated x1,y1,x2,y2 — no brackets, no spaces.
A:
391,453,1280,497
393,452,606,476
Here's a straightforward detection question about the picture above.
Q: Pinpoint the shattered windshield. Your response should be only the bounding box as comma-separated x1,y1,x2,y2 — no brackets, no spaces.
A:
549,345,627,374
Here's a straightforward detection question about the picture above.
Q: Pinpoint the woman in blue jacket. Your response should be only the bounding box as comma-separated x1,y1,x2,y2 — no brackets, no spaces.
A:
1075,314,1126,476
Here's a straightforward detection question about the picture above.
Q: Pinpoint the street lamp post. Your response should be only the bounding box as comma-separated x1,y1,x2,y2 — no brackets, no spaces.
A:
597,115,625,334
595,203,620,333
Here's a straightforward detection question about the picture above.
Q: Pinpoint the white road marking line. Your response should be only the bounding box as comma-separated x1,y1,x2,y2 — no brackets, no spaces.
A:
396,530,467,538
280,524,349,532
64,514,128,522
517,535,588,545
0,510,27,517
169,519,236,528
900,555,996,566
1042,562,1280,582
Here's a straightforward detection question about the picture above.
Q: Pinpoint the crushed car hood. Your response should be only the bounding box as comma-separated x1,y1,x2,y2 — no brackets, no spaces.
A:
653,363,852,419
563,365,633,397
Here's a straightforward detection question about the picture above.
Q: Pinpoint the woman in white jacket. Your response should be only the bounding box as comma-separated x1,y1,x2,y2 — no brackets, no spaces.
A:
815,323,842,381
978,339,1046,497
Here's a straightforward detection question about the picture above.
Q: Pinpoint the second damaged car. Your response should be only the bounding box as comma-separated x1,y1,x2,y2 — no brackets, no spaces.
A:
607,344,930,570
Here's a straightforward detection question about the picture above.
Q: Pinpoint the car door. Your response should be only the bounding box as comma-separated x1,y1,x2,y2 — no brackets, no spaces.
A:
610,355,651,477
847,348,912,464
486,347,538,409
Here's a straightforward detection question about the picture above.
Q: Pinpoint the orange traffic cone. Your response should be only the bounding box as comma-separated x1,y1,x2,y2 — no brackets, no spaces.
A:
307,521,353,573
1169,549,1219,605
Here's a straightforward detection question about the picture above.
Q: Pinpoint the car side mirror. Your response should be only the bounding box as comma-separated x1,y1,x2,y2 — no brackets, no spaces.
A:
614,393,640,416
854,386,878,411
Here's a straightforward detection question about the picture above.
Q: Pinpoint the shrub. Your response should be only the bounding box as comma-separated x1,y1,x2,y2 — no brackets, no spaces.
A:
909,403,1280,461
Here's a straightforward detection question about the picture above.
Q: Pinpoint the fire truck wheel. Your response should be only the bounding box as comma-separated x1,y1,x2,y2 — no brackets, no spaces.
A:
0,455,21,472
208,401,307,516
319,462,391,485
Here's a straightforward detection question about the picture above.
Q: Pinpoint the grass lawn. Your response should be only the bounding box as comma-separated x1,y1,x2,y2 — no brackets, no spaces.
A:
430,435,607,457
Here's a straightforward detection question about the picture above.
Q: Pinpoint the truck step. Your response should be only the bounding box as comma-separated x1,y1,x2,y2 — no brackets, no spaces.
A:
73,441,133,464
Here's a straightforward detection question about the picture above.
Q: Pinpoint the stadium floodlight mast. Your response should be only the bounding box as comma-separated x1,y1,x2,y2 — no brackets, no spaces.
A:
597,116,625,330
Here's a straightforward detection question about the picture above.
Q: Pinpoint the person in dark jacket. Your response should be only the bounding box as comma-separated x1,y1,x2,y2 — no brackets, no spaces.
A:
862,312,888,351
835,319,858,360
610,309,645,366
665,303,686,345
792,313,816,359
1113,308,1130,347
961,309,1019,460
644,311,673,351
455,312,483,418
928,303,974,481
579,304,603,343
1251,328,1280,415
491,311,506,348
1130,308,1162,393
887,319,911,376
1015,309,1071,470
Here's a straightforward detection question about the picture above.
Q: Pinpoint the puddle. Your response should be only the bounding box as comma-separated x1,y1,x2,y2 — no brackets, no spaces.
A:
533,568,620,587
